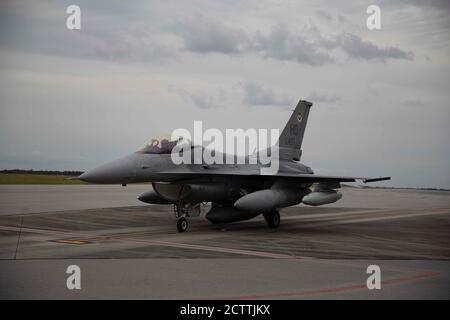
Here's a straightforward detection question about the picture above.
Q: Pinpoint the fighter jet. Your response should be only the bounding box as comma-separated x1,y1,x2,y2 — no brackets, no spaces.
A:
79,100,390,232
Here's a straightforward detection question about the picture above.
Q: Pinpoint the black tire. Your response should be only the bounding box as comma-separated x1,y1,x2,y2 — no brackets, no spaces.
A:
264,210,280,229
176,217,188,232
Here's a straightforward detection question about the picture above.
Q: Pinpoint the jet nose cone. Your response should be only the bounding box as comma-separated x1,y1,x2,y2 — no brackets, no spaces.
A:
78,170,95,183
79,155,136,184
78,167,108,183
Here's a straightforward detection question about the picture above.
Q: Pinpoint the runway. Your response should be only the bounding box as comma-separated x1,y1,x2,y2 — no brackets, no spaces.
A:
0,185,449,299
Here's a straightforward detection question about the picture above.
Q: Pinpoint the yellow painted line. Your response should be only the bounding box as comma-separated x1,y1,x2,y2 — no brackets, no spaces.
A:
52,239,91,245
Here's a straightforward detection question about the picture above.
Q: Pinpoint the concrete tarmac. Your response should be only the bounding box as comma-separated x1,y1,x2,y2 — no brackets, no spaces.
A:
1,185,450,215
0,185,149,215
0,185,449,299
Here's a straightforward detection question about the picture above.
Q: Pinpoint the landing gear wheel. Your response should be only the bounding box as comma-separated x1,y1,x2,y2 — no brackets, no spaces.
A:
264,210,280,229
177,217,188,232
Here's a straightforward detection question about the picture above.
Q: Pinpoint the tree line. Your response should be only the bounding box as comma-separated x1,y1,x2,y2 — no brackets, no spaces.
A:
1,169,83,176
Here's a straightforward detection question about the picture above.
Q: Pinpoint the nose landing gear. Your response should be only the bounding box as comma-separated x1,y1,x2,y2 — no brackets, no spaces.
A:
173,202,206,232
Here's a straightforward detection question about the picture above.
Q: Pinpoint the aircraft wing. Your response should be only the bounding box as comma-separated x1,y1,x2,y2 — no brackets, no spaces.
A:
259,173,391,183
159,167,390,184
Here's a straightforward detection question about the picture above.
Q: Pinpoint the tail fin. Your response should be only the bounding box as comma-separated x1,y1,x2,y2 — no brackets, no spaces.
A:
277,100,313,161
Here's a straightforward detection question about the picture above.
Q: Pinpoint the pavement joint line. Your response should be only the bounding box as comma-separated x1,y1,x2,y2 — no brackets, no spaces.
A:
192,271,441,300
0,224,304,259
281,207,446,221
292,210,450,228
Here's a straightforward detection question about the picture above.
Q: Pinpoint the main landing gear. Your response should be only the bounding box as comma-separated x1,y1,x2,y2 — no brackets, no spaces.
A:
174,203,189,233
176,217,188,232
173,203,280,232
263,210,280,229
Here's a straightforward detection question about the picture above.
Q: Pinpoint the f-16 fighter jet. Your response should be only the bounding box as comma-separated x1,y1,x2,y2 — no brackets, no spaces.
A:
79,100,390,232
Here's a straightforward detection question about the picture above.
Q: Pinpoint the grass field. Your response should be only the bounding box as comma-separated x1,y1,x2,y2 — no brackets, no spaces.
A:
0,173,86,184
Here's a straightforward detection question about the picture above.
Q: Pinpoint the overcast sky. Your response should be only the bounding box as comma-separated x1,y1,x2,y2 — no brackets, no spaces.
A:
0,0,449,188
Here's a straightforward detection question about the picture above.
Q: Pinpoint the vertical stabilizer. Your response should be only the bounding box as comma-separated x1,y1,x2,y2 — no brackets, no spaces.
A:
277,100,312,161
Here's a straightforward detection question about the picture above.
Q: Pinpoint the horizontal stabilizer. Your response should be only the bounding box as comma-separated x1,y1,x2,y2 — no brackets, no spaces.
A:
362,176,391,183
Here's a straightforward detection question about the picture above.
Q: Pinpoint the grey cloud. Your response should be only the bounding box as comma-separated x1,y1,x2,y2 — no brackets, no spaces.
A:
172,21,333,66
403,98,423,107
169,16,247,54
251,25,333,66
67,29,176,63
171,19,414,66
337,15,347,24
315,9,334,23
0,1,176,63
240,82,292,106
169,86,225,109
314,8,348,25
335,33,414,62
379,0,450,13
188,93,222,109
0,2,415,66
307,91,341,104
254,27,414,64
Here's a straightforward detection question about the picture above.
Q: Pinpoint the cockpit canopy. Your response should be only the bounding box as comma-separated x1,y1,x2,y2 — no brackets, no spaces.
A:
136,135,191,154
